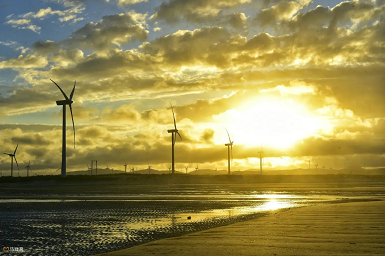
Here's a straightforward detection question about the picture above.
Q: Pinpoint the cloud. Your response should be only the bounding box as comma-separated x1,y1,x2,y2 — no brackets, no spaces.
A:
255,0,311,27
151,0,251,23
63,11,148,51
6,19,31,25
103,104,140,122
229,12,247,28
201,128,215,143
59,14,77,22
0,55,48,69
118,0,148,6
20,7,53,19
31,41,60,55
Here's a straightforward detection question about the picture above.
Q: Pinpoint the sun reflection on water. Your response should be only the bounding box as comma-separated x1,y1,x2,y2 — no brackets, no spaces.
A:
259,199,291,211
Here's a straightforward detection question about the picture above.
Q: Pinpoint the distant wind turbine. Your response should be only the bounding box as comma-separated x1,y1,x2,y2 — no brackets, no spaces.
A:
87,164,92,174
224,129,234,175
322,164,325,170
51,79,76,178
185,166,188,174
124,163,127,173
148,163,151,174
93,160,98,175
308,160,311,169
167,103,182,174
315,163,318,170
195,165,199,172
4,143,19,177
258,144,264,175
25,161,32,177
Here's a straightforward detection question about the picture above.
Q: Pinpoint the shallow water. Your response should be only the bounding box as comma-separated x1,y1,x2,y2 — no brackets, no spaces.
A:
0,185,383,256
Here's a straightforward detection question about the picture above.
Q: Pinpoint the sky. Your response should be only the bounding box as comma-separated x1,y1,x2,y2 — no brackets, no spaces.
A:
0,0,384,175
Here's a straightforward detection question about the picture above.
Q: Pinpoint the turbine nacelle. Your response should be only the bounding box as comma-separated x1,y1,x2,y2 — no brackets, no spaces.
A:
56,99,73,105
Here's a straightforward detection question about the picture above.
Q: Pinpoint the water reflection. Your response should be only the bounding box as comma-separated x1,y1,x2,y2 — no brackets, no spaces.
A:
0,190,355,256
259,199,292,211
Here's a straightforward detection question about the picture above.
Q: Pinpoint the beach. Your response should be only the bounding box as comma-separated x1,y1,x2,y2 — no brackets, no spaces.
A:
94,200,385,256
1,177,385,255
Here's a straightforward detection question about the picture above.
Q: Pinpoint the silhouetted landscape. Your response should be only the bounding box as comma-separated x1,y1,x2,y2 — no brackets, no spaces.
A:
2,0,385,255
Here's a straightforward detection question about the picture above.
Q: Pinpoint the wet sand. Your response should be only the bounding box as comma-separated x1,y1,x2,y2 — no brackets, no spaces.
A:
94,200,385,256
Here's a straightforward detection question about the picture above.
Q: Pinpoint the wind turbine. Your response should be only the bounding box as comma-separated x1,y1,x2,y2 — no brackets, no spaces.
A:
124,163,127,173
51,79,76,178
185,166,188,174
168,166,171,174
25,161,32,177
87,164,92,174
315,163,318,170
195,165,199,172
308,160,311,169
322,164,325,170
224,129,233,175
148,163,151,175
4,143,19,177
167,103,182,174
92,160,98,175
258,144,264,175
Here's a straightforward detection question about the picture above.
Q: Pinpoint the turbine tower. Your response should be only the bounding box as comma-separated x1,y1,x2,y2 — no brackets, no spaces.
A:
195,165,199,172
51,79,76,178
94,160,98,175
25,161,32,177
167,103,182,174
124,163,127,173
148,163,151,175
185,166,188,174
224,129,234,175
4,143,19,177
315,163,318,170
258,144,264,175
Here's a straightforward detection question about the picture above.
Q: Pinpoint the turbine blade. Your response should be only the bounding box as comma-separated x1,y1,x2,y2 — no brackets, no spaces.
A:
69,104,76,149
70,80,76,100
14,156,19,170
14,143,19,155
50,79,69,100
170,102,177,130
176,131,182,140
225,128,231,143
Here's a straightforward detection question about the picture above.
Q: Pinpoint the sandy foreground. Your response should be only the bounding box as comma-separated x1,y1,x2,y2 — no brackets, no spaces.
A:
94,200,385,256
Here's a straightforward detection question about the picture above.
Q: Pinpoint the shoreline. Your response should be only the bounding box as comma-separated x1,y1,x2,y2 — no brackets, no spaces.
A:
93,199,385,256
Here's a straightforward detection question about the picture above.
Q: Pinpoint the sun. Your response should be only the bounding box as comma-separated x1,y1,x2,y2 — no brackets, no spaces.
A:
215,97,327,149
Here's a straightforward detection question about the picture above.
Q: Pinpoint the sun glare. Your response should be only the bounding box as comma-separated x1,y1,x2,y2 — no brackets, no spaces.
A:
215,97,327,149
